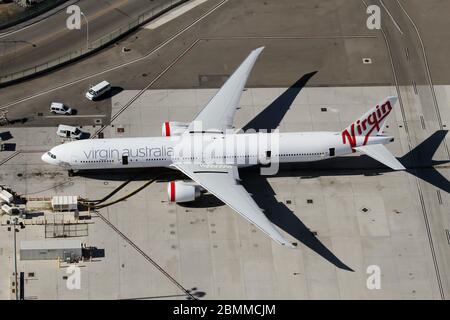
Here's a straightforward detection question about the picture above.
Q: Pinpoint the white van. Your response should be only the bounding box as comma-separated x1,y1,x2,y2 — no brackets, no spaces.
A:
86,81,111,100
57,125,82,139
50,102,73,115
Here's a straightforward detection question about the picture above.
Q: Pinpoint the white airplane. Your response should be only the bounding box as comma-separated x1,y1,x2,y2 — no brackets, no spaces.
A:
42,47,405,248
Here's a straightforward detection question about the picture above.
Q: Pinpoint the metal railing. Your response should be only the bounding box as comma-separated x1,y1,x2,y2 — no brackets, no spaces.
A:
0,0,187,85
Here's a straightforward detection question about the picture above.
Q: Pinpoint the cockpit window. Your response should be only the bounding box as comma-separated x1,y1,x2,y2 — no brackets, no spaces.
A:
47,151,56,159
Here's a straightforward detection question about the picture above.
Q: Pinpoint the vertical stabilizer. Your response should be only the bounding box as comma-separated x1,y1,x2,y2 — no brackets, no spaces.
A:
341,96,397,148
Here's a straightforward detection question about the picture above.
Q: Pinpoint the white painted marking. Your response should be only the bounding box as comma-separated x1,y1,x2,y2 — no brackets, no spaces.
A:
143,0,208,30
379,0,404,35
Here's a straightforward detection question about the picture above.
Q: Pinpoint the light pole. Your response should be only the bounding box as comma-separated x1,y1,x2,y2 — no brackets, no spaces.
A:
80,11,89,50
12,218,18,300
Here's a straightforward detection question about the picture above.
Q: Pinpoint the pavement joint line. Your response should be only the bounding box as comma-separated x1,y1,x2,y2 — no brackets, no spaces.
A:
379,0,404,35
361,0,446,301
89,32,364,137
0,0,229,111
0,151,20,166
394,0,448,298
91,38,200,138
0,148,55,166
95,208,197,300
394,0,450,159
0,31,378,111
0,32,378,112
202,35,378,40
20,178,78,196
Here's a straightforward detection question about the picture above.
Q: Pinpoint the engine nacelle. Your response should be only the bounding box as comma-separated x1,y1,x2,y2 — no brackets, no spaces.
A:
162,121,189,137
167,181,201,203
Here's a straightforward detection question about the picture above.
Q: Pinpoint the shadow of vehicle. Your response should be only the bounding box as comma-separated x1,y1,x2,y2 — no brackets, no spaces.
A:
82,246,105,259
24,212,45,218
0,131,13,141
94,86,124,101
79,131,91,140
6,118,28,125
1,143,16,151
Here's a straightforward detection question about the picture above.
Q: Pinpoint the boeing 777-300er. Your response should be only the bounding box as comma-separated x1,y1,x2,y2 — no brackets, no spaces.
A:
42,47,405,248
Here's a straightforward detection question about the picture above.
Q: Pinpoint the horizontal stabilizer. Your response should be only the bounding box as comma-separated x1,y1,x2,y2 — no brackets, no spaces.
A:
355,144,405,171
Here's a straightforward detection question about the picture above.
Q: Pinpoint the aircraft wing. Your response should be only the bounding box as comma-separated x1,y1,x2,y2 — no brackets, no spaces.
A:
171,162,295,248
355,144,405,170
185,47,264,134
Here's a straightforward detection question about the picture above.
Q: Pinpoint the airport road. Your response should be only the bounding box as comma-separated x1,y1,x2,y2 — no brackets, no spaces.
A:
0,0,172,78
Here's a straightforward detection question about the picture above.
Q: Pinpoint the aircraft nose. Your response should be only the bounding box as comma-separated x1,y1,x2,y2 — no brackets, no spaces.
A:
41,152,50,163
41,152,56,164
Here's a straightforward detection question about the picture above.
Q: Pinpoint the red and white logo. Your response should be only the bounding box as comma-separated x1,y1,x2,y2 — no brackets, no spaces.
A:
342,100,393,149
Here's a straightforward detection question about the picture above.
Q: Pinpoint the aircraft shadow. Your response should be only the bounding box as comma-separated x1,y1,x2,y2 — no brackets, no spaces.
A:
242,71,318,132
239,173,354,271
77,131,448,271
178,194,225,209
75,73,449,272
262,130,449,193
238,130,449,271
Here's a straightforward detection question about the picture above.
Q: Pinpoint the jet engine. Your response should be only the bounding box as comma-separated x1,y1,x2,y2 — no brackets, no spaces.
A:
162,121,189,137
167,181,202,203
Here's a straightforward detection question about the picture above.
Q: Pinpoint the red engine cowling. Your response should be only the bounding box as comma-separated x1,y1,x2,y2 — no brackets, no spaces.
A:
162,121,189,137
167,181,201,203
